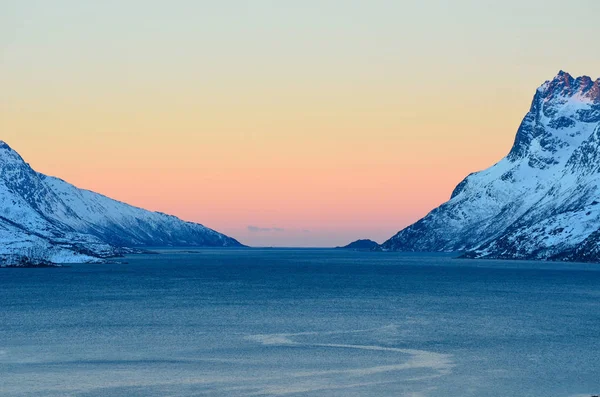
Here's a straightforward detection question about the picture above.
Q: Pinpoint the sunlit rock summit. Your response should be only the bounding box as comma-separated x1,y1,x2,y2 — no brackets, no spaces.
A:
0,141,243,263
382,71,600,262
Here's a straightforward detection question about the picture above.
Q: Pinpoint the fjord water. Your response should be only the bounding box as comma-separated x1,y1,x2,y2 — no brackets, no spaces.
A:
1,250,599,397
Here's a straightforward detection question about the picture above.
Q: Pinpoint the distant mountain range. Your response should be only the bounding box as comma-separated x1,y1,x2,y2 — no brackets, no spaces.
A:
0,141,243,263
382,71,600,262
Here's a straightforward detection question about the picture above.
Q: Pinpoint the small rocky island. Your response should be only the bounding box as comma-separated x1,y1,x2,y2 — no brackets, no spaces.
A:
336,239,380,250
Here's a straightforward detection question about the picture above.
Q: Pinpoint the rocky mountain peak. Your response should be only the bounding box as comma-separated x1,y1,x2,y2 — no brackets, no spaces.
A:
539,71,600,103
508,71,600,163
0,141,26,165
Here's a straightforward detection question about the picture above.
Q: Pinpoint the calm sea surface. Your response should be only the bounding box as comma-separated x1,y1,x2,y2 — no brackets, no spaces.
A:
1,249,599,397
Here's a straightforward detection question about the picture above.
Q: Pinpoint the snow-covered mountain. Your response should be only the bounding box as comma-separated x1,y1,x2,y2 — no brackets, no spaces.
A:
382,71,600,262
0,141,243,263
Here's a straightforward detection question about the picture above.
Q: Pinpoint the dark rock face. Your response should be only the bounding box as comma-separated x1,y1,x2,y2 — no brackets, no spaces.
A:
381,71,600,262
336,239,380,250
0,141,244,262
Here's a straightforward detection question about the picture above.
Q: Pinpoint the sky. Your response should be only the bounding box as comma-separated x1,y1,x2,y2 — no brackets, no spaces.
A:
1,0,599,247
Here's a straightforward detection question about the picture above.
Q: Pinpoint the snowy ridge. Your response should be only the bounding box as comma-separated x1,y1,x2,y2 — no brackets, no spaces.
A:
42,175,240,248
382,71,600,262
0,142,243,263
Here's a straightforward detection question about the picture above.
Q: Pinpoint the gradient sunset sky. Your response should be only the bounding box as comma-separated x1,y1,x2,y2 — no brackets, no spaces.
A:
2,0,599,247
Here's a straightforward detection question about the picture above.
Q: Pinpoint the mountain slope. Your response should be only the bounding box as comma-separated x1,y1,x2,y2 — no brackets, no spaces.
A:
381,71,600,262
0,141,243,263
42,175,241,248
